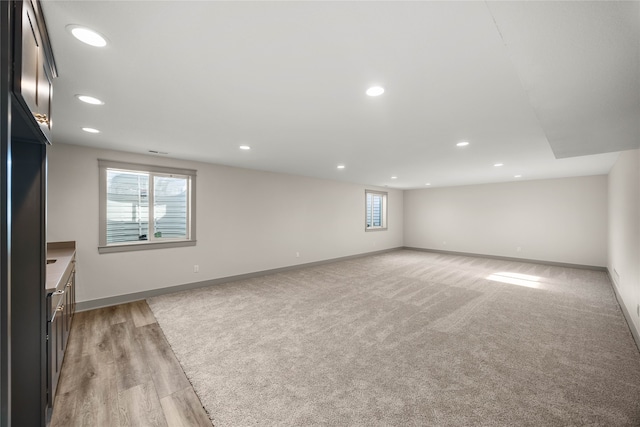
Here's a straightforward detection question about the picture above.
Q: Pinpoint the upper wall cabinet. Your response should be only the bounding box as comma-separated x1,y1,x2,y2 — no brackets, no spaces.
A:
13,0,57,144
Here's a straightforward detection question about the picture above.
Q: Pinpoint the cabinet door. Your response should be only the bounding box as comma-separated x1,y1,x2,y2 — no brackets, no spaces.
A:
63,272,73,348
16,0,54,143
36,56,52,140
48,308,62,405
56,303,65,384
71,268,76,315
20,0,39,116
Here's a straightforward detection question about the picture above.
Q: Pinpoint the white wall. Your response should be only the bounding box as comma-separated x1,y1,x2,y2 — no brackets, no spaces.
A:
403,176,608,267
47,143,403,304
608,149,640,338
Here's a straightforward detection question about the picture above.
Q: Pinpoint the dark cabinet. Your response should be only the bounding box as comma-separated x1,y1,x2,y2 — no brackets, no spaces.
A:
2,1,57,425
45,242,76,415
47,292,62,404
10,140,47,427
14,0,56,143
64,267,76,343
20,0,38,111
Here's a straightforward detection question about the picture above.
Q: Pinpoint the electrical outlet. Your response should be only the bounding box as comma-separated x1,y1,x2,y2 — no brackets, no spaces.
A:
193,264,199,273
296,252,300,258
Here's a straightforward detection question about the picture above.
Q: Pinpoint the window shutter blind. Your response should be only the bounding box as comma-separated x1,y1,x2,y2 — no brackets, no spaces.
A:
153,176,188,238
106,170,150,243
372,194,382,226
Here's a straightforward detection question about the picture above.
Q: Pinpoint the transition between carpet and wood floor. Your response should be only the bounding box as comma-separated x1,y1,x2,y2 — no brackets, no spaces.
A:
49,300,210,426
52,250,640,426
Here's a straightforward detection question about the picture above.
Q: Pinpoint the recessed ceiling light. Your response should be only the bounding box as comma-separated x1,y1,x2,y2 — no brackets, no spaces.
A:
239,145,251,150
67,25,108,47
456,141,469,147
514,174,522,178
76,94,104,105
391,176,398,179
425,183,431,186
366,86,385,97
337,165,345,169
494,163,504,167
82,127,100,134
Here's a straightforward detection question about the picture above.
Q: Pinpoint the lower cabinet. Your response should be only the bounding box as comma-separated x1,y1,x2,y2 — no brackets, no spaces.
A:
47,296,62,403
46,256,75,410
62,267,75,349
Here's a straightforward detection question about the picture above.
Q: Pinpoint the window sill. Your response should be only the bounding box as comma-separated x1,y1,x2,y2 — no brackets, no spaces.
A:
365,227,387,232
98,240,196,254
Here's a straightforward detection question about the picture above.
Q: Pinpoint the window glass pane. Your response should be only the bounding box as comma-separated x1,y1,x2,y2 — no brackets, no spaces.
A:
372,194,381,226
106,170,149,243
154,175,188,239
367,193,382,227
365,190,387,230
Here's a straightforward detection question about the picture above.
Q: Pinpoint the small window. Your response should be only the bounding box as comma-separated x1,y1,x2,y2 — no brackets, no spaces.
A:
365,190,387,231
98,160,196,253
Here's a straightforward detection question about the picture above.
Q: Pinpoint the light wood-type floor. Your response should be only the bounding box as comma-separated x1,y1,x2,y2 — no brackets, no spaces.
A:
50,300,212,426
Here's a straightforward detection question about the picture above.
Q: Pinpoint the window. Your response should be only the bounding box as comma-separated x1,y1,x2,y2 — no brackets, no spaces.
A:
98,160,196,253
365,190,387,231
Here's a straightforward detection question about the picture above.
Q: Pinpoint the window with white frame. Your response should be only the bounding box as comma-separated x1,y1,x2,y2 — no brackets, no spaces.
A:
98,160,196,253
365,190,387,231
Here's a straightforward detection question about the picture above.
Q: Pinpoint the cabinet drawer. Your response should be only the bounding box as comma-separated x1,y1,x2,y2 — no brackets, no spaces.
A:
48,291,64,322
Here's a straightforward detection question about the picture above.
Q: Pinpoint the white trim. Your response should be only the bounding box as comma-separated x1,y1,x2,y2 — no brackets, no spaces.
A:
365,189,388,231
98,159,196,177
98,159,196,253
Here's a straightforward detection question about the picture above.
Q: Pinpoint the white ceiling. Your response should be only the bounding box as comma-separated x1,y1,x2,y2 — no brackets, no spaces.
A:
41,1,639,189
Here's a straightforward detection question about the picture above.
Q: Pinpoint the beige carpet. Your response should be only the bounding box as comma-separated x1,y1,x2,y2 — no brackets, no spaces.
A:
147,250,640,426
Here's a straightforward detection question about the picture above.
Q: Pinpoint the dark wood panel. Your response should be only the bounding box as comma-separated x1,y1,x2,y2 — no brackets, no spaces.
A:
2,2,55,424
0,1,12,424
10,138,47,426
